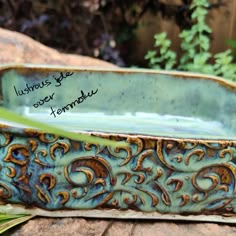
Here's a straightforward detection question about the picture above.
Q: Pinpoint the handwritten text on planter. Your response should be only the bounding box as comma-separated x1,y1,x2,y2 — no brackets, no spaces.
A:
13,72,98,117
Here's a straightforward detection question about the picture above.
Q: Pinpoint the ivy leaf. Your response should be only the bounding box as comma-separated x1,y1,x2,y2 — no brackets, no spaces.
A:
214,50,236,80
190,0,209,9
199,35,210,51
214,50,233,64
193,53,211,65
192,24,212,34
179,30,189,39
160,46,168,55
0,107,128,147
162,40,171,48
191,7,208,19
145,50,157,60
154,32,168,47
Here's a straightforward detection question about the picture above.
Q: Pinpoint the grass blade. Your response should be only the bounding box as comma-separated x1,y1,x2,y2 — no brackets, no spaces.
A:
0,214,34,234
0,107,127,147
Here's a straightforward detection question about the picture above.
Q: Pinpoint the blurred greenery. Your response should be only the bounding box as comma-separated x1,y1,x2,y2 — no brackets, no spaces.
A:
145,0,236,81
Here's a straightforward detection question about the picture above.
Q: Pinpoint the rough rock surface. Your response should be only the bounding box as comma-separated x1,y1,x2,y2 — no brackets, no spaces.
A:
1,27,236,236
4,218,236,236
0,28,115,67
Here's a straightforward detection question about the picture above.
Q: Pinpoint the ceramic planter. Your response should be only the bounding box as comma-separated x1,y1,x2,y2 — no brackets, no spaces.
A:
1,64,236,223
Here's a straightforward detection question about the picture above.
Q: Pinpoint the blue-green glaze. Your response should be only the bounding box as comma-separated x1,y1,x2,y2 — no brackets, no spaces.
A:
0,128,236,214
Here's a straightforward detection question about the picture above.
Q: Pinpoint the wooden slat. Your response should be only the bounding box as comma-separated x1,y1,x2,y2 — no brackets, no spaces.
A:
207,0,235,54
229,0,236,40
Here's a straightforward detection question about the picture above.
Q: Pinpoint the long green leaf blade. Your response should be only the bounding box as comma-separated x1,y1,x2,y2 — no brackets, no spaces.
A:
0,107,127,147
0,214,27,222
0,214,34,234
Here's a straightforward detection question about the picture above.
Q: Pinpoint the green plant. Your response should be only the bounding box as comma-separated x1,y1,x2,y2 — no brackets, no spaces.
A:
145,0,236,81
145,32,176,70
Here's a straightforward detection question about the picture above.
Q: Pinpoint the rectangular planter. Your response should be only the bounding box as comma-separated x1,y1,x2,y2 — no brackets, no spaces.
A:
1,64,236,223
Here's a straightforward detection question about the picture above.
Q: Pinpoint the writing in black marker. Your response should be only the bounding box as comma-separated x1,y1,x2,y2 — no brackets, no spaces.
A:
33,93,55,108
53,72,74,87
14,79,51,96
50,89,98,118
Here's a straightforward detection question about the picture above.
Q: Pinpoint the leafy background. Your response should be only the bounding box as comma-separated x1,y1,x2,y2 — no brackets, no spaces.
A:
0,0,226,67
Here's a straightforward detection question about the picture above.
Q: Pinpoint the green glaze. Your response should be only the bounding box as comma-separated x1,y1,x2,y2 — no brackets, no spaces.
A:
1,66,236,139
